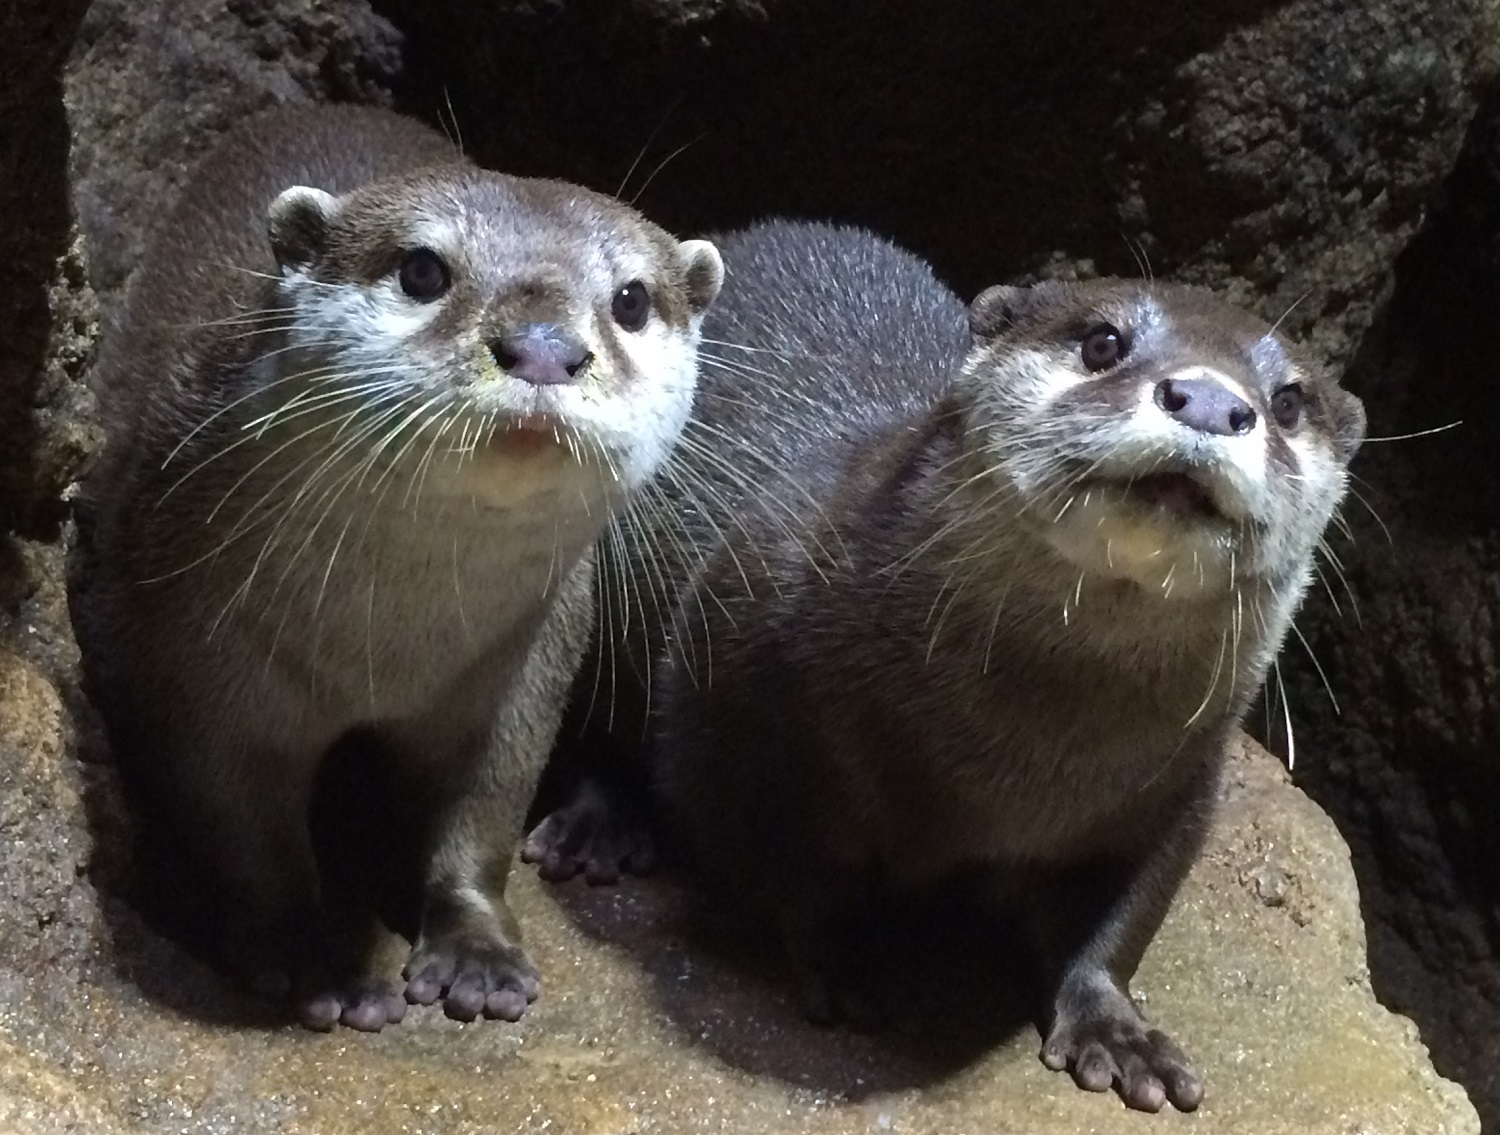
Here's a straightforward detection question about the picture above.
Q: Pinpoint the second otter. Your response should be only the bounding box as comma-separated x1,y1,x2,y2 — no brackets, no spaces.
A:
70,104,722,1031
528,221,1365,1111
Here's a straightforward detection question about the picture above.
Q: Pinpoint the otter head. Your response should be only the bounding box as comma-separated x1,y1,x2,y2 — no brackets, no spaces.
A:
265,169,722,508
959,279,1365,599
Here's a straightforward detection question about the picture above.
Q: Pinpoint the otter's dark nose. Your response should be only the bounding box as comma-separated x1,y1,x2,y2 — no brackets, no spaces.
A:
1155,376,1257,437
490,323,592,386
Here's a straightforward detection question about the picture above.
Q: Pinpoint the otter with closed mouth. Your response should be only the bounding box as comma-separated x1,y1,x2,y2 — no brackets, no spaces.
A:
526,220,1364,1111
69,103,723,1031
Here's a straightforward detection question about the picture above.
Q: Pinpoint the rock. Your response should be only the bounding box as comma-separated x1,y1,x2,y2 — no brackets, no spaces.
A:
0,632,1484,1135
1277,81,1500,1130
66,0,405,311
0,0,101,541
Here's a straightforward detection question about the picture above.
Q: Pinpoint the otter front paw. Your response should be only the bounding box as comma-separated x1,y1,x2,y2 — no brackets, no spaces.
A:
1041,995,1203,1113
403,934,541,1023
297,979,408,1033
522,776,656,885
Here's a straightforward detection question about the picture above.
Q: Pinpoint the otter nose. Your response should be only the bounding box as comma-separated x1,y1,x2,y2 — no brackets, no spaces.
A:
489,323,592,386
1154,376,1257,437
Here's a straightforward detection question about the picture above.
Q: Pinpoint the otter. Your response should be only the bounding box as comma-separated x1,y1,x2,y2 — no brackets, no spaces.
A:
68,103,723,1032
525,220,1364,1111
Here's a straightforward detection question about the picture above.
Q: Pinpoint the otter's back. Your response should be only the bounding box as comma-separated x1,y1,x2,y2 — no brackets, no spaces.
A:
695,221,969,496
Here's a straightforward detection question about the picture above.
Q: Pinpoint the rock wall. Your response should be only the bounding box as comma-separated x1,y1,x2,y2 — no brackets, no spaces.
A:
1286,84,1500,1119
0,0,99,545
0,0,1494,1127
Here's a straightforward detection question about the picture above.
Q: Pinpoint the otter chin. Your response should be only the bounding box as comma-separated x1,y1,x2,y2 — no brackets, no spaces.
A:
1037,465,1250,594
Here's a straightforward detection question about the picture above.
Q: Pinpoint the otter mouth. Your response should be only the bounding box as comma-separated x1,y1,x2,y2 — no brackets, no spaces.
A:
478,411,574,457
511,412,561,434
1123,472,1224,519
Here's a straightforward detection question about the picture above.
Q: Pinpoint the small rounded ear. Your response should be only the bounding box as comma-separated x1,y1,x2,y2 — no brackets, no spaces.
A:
968,280,1069,339
268,186,339,271
969,285,1027,338
678,238,724,315
1331,386,1367,463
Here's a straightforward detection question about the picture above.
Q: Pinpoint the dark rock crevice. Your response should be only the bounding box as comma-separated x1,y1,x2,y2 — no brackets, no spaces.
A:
0,0,97,542
1283,80,1500,1126
373,0,1297,292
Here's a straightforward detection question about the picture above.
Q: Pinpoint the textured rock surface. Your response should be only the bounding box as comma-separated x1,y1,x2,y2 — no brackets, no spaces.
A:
67,0,405,310
1283,83,1500,1123
0,658,1484,1135
0,0,1486,1128
0,0,101,541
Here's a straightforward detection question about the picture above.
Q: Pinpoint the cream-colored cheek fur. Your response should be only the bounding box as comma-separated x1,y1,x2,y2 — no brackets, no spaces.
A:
282,272,443,362
588,316,700,488
273,273,593,511
273,269,698,514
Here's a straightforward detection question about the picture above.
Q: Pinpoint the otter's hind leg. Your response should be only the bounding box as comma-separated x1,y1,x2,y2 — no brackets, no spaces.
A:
523,625,659,885
522,768,658,885
155,732,359,1029
775,873,889,1032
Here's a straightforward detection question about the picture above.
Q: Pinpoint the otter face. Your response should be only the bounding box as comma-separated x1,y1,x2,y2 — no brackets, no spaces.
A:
960,279,1365,597
265,169,722,509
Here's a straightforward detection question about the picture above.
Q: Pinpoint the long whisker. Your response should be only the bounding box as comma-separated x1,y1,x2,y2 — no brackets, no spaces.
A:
1359,420,1462,444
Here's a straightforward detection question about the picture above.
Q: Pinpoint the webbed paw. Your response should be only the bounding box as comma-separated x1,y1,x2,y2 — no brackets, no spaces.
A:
297,979,408,1033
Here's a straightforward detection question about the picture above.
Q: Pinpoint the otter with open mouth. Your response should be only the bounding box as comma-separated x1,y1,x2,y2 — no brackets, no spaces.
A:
527,220,1364,1111
69,103,722,1032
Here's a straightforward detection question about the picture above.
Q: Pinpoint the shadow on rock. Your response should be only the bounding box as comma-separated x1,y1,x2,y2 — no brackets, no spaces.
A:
76,710,427,1030
70,701,282,1028
546,868,1037,1099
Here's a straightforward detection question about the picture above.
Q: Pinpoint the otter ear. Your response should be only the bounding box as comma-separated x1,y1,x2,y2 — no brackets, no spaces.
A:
678,238,724,315
268,186,340,272
969,280,1069,339
1330,385,1367,463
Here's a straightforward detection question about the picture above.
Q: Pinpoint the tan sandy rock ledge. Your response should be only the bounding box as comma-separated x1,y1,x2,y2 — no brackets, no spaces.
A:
0,626,1479,1134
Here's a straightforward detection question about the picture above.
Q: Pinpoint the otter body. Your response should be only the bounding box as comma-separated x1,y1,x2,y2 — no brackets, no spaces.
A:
71,104,722,1031
530,220,1364,1110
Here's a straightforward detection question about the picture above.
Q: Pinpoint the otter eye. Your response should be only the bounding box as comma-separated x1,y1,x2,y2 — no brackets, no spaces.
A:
611,281,651,332
399,249,450,300
1080,323,1125,372
1271,383,1305,429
